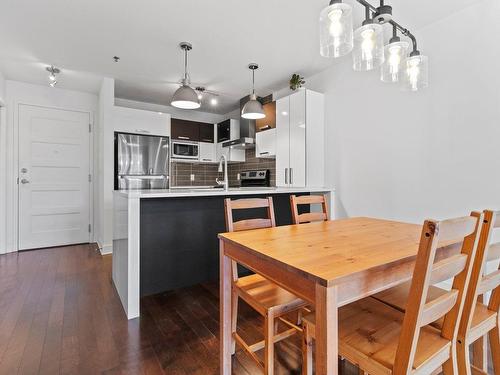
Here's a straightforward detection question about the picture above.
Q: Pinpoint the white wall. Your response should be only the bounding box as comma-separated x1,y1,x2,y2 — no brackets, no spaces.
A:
304,0,500,224
0,72,6,253
1,80,98,253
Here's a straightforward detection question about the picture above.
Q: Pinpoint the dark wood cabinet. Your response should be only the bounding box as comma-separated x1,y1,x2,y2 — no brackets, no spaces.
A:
171,119,214,142
256,101,276,132
217,120,231,143
199,123,214,143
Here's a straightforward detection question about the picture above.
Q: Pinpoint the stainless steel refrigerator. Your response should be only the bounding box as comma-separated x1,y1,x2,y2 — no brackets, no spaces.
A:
114,132,169,190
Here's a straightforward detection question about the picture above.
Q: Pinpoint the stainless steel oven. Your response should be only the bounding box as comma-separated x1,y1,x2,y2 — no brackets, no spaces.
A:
171,141,199,160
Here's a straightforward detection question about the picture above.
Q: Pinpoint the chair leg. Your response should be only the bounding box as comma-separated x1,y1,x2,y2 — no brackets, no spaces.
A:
442,343,459,375
456,337,471,375
489,324,500,375
471,335,488,372
231,290,238,355
302,323,313,375
265,311,275,375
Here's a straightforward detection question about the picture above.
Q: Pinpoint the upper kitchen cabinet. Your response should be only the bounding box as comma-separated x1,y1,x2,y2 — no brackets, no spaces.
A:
216,119,245,163
255,128,276,158
199,123,215,143
113,106,171,137
171,119,201,141
255,101,276,132
276,89,324,188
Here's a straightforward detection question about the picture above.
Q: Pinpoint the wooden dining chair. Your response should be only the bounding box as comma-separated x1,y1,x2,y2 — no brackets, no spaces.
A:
224,197,308,375
301,214,483,375
290,194,329,224
374,210,500,375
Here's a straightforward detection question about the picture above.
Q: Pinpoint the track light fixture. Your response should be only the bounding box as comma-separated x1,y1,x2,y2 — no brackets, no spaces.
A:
319,0,428,90
46,66,60,88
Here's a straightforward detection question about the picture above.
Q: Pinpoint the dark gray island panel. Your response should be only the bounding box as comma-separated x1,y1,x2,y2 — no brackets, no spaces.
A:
139,193,309,296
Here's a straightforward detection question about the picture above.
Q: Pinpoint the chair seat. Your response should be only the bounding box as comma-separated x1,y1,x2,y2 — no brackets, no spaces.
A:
373,282,498,341
303,298,452,374
235,274,307,316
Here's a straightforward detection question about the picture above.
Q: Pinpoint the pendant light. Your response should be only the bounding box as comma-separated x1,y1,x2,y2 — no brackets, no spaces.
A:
352,6,384,71
241,63,265,120
319,0,353,58
380,25,409,83
171,42,201,109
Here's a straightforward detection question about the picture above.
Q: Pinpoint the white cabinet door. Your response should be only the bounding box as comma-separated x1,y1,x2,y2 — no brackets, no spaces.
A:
18,105,91,250
113,106,171,136
275,97,290,187
256,129,276,158
289,90,306,187
199,142,215,162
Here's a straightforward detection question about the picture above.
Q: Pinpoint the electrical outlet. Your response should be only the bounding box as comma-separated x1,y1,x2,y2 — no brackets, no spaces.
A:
190,174,195,182
237,173,240,181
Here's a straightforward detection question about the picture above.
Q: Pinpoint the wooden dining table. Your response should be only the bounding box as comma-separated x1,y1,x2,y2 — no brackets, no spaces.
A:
218,217,460,375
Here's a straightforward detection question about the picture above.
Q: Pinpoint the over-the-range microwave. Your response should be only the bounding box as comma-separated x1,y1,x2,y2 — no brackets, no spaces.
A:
171,140,199,160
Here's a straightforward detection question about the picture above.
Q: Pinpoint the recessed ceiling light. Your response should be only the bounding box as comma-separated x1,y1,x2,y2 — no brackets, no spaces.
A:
210,98,218,106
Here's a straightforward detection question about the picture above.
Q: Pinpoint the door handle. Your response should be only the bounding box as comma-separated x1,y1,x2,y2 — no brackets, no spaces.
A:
20,178,30,184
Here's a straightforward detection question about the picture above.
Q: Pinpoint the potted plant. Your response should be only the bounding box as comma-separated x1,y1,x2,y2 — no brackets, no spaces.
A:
289,74,306,91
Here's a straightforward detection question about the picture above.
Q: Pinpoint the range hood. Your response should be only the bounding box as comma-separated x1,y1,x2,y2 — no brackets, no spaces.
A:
222,94,273,149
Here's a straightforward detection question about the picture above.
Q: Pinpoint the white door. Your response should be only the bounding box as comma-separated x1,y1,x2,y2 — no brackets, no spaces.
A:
275,97,290,187
18,105,91,250
289,90,306,187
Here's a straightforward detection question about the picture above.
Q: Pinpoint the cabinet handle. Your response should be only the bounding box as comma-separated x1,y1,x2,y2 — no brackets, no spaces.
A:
285,168,288,185
178,136,190,140
259,152,269,155
202,159,211,161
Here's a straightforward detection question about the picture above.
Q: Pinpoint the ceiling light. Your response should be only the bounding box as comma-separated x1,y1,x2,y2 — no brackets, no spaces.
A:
404,53,428,92
353,7,384,71
319,0,353,58
210,97,218,106
318,0,428,91
171,42,201,109
381,25,409,83
46,66,60,88
241,63,265,120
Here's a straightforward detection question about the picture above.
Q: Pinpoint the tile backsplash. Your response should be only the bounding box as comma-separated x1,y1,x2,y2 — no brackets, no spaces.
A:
170,148,276,187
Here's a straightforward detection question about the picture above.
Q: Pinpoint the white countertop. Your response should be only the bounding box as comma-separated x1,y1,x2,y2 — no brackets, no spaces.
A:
114,186,333,199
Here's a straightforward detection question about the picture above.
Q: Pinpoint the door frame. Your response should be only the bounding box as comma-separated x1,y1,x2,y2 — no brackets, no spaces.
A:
11,102,94,252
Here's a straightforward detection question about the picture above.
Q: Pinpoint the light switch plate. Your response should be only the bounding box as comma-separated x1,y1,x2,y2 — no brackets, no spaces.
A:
237,173,240,180
190,174,195,181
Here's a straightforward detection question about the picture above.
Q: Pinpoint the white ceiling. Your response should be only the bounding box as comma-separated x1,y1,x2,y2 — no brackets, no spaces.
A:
0,0,482,114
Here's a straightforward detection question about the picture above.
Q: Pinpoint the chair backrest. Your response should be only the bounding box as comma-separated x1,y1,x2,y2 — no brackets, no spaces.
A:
393,213,483,374
459,210,500,338
223,197,276,281
290,194,329,224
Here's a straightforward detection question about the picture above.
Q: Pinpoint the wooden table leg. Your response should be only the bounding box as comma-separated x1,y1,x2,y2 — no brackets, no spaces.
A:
220,240,232,374
315,284,338,375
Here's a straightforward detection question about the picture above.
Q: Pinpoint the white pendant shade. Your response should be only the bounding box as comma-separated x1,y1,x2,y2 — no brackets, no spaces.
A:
319,2,353,58
381,40,409,83
241,94,265,119
352,23,384,71
171,84,201,109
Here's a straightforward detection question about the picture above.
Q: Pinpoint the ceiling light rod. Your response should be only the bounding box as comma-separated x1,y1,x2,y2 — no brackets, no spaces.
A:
354,0,419,55
249,63,258,95
180,42,192,84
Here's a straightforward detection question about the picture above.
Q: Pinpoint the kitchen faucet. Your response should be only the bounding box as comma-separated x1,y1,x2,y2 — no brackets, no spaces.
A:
216,154,229,191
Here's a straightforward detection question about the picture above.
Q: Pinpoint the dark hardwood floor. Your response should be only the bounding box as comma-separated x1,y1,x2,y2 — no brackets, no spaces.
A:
0,244,494,374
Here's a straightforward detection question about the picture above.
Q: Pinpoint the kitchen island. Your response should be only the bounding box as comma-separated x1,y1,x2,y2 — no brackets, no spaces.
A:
112,187,333,319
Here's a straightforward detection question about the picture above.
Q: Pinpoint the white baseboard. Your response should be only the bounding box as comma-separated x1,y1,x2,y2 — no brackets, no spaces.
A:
98,242,113,255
